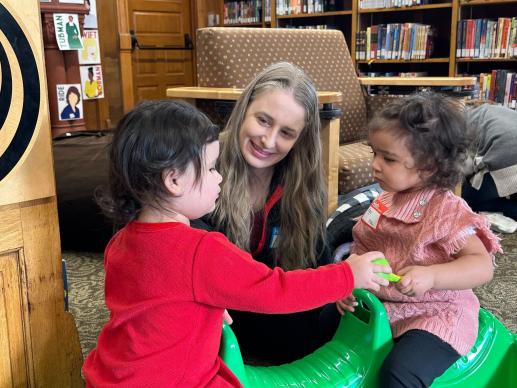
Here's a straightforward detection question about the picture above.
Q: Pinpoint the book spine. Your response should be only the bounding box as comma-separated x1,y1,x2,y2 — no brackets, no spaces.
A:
457,19,463,58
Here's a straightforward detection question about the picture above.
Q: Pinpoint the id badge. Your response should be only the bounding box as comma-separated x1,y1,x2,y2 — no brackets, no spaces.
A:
361,198,388,230
269,226,280,248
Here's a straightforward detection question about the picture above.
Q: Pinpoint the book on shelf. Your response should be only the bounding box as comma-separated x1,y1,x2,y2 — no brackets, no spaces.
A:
265,0,271,21
359,0,430,9
457,17,517,59
224,1,262,24
476,70,517,110
276,0,336,15
280,24,336,29
359,23,434,60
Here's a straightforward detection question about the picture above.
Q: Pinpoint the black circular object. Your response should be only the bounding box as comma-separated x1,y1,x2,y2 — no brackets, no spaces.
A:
0,3,40,181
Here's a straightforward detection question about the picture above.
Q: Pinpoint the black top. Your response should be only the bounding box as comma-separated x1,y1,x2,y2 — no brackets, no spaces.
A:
195,172,334,364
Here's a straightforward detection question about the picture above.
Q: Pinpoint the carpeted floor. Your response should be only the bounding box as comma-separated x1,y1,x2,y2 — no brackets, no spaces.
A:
65,232,517,360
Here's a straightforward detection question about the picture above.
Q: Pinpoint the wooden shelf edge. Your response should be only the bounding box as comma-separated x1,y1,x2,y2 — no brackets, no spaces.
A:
166,86,343,103
460,0,517,5
358,76,477,86
357,57,450,64
457,57,517,62
276,10,352,19
223,22,263,27
358,3,453,13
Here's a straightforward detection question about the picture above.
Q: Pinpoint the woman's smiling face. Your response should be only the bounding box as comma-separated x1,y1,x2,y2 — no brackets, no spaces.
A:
239,89,305,175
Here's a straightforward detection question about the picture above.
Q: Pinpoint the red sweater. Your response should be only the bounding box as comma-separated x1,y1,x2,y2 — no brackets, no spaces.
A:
82,221,354,387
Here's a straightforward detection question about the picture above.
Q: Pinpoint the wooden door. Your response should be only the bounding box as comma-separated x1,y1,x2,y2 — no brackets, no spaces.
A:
117,0,194,111
0,1,83,386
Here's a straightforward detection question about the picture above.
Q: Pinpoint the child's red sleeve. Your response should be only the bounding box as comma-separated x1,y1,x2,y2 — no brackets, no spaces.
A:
191,232,354,313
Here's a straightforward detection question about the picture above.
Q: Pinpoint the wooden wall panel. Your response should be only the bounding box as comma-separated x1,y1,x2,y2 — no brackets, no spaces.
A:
0,1,83,385
0,251,30,387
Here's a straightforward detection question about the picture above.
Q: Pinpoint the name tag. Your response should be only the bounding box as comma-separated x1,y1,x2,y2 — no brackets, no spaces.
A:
361,198,388,230
269,226,280,248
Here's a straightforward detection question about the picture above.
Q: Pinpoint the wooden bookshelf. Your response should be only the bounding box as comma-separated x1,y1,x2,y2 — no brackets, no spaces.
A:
358,3,453,13
194,0,515,98
455,0,517,106
358,75,476,85
355,0,459,76
276,10,353,18
274,1,355,51
357,57,450,63
460,0,517,5
458,58,517,62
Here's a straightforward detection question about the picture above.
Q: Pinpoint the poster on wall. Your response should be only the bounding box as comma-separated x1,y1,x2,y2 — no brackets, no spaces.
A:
78,29,100,64
80,65,104,99
56,84,83,121
53,14,83,50
84,0,98,29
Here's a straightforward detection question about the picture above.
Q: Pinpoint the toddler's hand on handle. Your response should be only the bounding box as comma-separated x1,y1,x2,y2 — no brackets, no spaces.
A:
346,251,391,291
336,295,358,315
223,309,233,325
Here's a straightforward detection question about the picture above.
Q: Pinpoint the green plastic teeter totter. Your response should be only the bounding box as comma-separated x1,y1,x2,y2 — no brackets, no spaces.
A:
220,289,517,387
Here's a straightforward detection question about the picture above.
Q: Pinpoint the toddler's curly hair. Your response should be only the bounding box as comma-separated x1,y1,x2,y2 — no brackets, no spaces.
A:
367,91,470,190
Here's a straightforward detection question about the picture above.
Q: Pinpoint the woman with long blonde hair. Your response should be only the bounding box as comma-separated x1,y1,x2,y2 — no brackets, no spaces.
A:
210,62,335,363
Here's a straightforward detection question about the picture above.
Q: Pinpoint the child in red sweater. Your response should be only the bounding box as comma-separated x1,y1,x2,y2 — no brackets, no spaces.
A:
337,92,501,388
82,99,391,387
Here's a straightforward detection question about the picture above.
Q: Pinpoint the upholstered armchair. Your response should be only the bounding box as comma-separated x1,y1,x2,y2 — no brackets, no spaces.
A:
195,27,375,195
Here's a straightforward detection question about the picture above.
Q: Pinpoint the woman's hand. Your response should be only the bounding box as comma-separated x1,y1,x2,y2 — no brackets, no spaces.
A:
396,265,435,297
336,295,358,315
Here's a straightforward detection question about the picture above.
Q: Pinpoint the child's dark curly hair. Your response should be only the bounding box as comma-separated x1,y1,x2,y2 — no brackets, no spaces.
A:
367,91,470,190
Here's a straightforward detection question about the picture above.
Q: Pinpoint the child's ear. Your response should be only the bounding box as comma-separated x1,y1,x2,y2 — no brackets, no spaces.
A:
162,169,183,196
420,167,437,182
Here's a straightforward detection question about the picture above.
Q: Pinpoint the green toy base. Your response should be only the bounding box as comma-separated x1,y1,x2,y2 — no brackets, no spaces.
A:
220,290,517,387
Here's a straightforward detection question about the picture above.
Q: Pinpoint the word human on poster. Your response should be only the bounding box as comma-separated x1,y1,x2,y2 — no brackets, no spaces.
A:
80,65,104,99
53,13,83,50
78,29,100,64
57,84,83,120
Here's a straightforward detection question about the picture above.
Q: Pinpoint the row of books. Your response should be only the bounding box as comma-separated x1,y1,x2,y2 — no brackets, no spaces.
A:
223,1,262,25
355,23,435,61
281,24,334,29
276,0,337,16
478,70,517,109
457,18,517,59
359,0,429,9
360,71,429,77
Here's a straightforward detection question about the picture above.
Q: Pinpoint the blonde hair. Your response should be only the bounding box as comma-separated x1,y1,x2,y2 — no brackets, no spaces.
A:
212,62,327,270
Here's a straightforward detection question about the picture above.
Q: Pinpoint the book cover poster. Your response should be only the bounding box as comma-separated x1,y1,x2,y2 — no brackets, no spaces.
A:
53,14,83,50
80,65,104,99
78,29,101,64
57,84,83,121
84,0,98,29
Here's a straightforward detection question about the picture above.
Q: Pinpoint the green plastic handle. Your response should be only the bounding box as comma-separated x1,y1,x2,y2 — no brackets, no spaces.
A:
372,258,401,282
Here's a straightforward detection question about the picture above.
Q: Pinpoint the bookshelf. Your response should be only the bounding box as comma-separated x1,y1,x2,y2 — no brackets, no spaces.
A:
194,0,515,103
275,1,355,51
355,0,458,77
455,0,517,106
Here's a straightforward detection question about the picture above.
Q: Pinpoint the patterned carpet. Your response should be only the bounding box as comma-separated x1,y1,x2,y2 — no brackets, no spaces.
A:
65,233,517,360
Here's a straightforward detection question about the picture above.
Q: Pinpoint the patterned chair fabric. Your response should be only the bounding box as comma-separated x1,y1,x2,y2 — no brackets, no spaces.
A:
196,27,375,194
